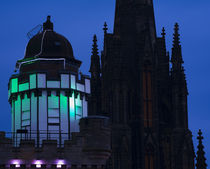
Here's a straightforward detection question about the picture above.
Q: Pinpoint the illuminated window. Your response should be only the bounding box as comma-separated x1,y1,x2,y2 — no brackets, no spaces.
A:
19,83,29,92
75,93,82,120
22,94,30,128
48,92,59,125
71,75,76,89
37,74,46,88
11,78,18,93
30,74,36,89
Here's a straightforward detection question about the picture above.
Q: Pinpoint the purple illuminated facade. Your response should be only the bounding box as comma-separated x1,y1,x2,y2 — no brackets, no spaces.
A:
0,116,111,168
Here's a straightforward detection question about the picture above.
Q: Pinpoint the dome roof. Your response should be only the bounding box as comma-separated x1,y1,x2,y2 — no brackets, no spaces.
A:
24,16,74,59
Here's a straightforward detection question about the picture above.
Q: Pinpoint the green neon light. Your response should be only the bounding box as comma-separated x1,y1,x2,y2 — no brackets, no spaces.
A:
11,78,18,93
60,93,67,114
22,61,36,66
60,92,68,134
70,92,75,119
30,74,36,89
17,56,37,63
19,83,29,92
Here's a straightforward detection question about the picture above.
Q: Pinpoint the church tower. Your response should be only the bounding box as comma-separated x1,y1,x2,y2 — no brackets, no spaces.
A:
89,0,195,169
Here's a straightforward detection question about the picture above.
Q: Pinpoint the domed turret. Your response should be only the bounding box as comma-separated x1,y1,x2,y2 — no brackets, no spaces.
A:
25,16,74,60
8,16,90,149
17,16,81,75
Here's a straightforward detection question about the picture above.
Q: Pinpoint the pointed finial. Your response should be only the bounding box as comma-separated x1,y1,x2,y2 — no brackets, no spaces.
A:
47,15,51,21
171,22,184,69
196,129,207,169
43,15,53,31
103,22,108,35
92,34,99,56
89,34,100,74
93,34,97,43
173,23,180,46
197,129,204,140
161,27,166,38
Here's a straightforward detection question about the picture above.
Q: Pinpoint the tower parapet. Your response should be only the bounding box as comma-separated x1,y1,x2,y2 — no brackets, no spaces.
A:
0,116,111,167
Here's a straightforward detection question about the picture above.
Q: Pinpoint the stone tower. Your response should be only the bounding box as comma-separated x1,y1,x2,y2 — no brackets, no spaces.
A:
2,16,111,168
8,16,90,146
89,0,195,169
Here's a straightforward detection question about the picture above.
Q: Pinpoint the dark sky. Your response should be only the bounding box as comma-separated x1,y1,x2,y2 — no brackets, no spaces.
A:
0,0,209,165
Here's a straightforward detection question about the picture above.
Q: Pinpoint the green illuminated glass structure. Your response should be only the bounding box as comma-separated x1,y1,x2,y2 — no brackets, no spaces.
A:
9,73,90,146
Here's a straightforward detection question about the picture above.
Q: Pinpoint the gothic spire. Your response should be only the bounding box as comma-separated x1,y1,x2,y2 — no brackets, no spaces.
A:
173,23,181,47
170,23,188,129
161,27,166,39
89,34,100,78
114,0,131,35
171,23,183,68
89,35,101,116
114,0,156,41
196,129,207,169
103,22,108,35
92,35,99,56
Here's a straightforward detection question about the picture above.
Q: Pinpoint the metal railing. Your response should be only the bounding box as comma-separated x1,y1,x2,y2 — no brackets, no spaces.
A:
0,130,70,148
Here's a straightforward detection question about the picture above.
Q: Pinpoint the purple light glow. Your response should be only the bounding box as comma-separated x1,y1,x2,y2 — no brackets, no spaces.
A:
33,160,43,168
10,160,22,168
56,160,65,168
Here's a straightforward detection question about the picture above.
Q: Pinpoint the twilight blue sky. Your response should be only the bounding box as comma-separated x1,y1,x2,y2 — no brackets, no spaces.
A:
0,0,209,165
